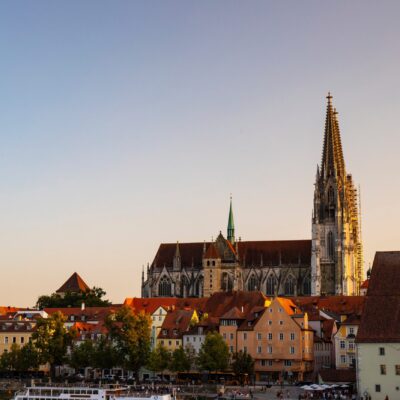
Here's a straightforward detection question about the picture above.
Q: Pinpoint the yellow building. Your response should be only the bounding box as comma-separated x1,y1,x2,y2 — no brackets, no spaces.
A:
334,314,360,369
0,321,36,355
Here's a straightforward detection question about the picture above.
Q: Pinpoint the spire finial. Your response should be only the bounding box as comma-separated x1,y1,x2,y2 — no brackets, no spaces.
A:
227,196,235,245
327,91,333,105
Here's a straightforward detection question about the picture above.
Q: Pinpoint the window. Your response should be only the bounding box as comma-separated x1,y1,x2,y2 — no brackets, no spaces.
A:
284,276,295,296
159,276,172,297
279,320,283,325
340,355,346,364
257,346,261,354
340,340,346,349
159,316,162,321
379,347,385,356
268,360,273,366
268,320,272,325
375,385,381,393
230,346,234,353
244,333,247,340
278,308,282,313
244,346,247,352
161,340,164,345
349,327,354,335
12,337,16,344
4,337,8,344
327,231,335,259
193,337,196,342
186,337,189,342
260,360,266,366
348,341,354,350
257,333,262,340
230,333,234,340
395,365,400,375
290,347,295,354
266,275,276,295
380,365,386,375
268,345,272,354
20,337,24,344
223,333,226,339
268,333,273,340
279,333,284,341
284,360,292,366
168,341,172,346
290,333,295,341
247,275,258,291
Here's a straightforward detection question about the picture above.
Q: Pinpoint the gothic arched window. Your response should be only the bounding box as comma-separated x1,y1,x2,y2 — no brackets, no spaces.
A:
221,272,233,291
327,231,335,260
158,276,172,297
195,276,203,297
303,276,311,295
266,275,276,296
247,274,258,291
328,186,335,204
181,276,190,297
284,276,295,296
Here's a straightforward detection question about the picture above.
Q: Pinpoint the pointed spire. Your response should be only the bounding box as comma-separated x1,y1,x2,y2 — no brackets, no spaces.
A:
320,92,346,182
173,241,181,270
227,195,235,244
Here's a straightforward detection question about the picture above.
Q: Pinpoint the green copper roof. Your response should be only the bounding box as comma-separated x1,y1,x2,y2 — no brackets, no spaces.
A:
227,197,235,244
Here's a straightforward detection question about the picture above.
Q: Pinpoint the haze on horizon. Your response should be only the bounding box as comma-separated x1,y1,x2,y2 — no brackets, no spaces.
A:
1,1,399,306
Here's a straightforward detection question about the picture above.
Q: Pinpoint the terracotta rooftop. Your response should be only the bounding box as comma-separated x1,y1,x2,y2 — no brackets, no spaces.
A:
360,279,369,289
204,243,220,259
357,251,400,343
220,307,245,320
56,272,90,294
44,305,121,321
158,309,195,339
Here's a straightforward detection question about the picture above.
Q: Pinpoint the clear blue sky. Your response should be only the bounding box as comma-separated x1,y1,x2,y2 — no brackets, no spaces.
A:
1,1,399,306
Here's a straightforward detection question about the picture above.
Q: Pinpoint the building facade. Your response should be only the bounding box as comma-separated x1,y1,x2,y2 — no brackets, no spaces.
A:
142,94,363,298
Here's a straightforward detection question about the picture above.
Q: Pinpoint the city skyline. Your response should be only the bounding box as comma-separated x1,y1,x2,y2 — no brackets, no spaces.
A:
1,1,400,306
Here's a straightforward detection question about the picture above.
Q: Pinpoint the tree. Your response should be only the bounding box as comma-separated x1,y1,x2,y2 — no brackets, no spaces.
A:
197,332,229,373
36,287,111,309
69,340,96,370
17,341,40,371
147,344,171,377
169,346,192,373
232,350,254,384
91,336,119,371
32,312,75,377
105,306,151,378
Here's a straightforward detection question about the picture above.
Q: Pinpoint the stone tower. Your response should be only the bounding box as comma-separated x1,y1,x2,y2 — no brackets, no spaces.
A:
311,93,363,296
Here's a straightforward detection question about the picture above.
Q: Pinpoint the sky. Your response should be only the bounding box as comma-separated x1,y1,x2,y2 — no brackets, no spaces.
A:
1,1,399,306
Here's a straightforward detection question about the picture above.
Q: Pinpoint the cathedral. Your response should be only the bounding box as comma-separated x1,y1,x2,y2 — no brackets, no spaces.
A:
141,94,363,298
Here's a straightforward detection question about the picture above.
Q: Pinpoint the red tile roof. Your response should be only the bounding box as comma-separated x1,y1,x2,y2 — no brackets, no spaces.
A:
204,243,220,259
56,272,90,293
319,368,356,383
357,251,400,343
360,279,369,289
220,307,245,320
158,309,195,339
44,305,121,321
293,296,365,316
0,307,20,316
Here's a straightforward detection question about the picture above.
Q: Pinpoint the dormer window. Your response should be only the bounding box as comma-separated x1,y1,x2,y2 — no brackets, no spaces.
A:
70,316,75,321
162,329,167,336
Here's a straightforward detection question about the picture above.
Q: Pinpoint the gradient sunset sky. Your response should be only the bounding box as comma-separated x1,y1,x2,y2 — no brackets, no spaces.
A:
1,1,399,306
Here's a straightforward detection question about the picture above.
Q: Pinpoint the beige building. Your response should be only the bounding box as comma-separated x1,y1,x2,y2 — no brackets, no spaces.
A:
334,314,359,369
0,321,36,355
220,297,313,382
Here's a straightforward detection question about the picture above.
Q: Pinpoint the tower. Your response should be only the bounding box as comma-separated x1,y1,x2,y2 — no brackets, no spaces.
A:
311,93,363,295
227,196,235,244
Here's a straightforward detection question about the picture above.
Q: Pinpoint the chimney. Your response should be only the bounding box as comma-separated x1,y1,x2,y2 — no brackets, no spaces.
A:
81,302,85,311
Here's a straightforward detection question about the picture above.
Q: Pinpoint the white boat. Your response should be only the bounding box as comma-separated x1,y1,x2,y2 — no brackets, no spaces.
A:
13,386,172,400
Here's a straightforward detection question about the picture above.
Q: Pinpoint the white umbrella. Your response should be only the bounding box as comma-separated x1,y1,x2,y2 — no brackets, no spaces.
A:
300,386,313,390
321,384,331,390
341,384,349,388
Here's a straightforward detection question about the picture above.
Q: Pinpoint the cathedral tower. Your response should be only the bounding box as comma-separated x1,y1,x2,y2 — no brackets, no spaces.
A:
311,93,363,295
227,197,235,244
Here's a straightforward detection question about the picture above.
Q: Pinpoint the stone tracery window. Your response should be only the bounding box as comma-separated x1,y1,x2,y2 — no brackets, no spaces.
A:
327,231,335,259
266,275,276,296
303,276,311,295
158,276,172,297
284,275,295,296
247,274,258,291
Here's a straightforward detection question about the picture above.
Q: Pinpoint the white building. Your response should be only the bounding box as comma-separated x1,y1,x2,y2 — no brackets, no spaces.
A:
356,252,400,400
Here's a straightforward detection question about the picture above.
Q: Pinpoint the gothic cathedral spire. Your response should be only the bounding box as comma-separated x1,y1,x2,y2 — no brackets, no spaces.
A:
227,196,235,244
311,93,363,296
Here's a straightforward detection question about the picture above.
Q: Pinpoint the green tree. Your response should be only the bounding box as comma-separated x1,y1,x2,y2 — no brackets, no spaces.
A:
105,306,151,378
17,341,40,371
232,350,254,384
197,332,229,373
0,343,20,371
69,340,95,370
147,344,171,377
92,336,119,371
36,287,111,309
169,346,192,373
32,312,75,377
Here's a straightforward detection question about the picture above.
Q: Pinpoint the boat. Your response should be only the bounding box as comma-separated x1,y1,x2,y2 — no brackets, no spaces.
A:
12,386,172,400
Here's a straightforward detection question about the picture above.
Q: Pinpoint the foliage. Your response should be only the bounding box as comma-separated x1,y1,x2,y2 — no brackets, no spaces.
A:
105,306,151,375
169,346,192,372
32,311,76,376
91,336,119,370
69,340,96,370
0,342,40,372
232,350,254,382
147,344,171,374
197,331,229,372
36,287,111,309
